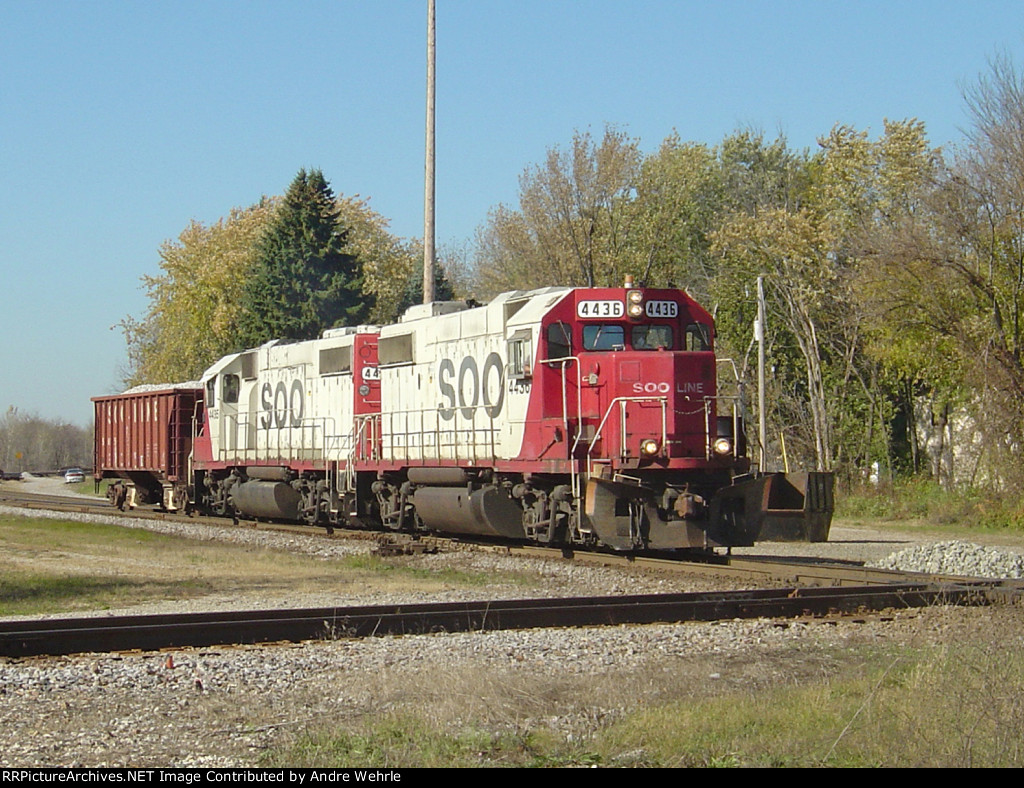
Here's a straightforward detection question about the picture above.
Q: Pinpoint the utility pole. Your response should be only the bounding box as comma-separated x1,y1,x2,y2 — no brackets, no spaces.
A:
756,275,767,471
422,0,436,304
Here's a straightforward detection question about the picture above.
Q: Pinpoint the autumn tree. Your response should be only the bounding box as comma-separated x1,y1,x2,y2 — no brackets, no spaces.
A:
627,135,722,297
710,124,940,476
718,130,808,215
125,173,422,385
236,169,368,346
349,197,457,323
123,200,275,385
474,126,642,297
341,195,421,323
854,57,1024,489
707,133,827,470
712,205,839,470
835,120,951,478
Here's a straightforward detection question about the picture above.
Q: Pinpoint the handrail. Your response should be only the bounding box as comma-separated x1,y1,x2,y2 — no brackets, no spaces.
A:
215,410,351,465
362,404,500,465
586,396,668,479
538,355,583,498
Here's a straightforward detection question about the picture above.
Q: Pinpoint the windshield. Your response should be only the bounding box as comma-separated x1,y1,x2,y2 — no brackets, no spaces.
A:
631,325,674,350
582,324,625,351
582,323,677,351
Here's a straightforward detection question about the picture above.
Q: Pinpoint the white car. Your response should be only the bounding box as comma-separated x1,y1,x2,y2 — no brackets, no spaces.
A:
64,468,85,484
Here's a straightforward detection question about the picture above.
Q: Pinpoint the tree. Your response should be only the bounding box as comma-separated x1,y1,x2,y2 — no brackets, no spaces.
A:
853,58,1024,489
473,126,642,297
710,124,938,477
344,198,459,324
123,200,275,385
339,195,424,324
236,169,368,346
627,134,722,297
718,129,808,216
712,206,838,470
0,407,91,472
124,174,422,385
839,120,950,478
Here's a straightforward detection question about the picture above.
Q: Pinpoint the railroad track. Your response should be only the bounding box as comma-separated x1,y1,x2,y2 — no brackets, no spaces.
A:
3,581,1018,659
3,483,1016,589
4,484,1023,660
0,487,946,588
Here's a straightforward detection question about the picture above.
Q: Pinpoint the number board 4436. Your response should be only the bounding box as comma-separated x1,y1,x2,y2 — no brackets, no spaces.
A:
577,300,624,318
645,300,678,318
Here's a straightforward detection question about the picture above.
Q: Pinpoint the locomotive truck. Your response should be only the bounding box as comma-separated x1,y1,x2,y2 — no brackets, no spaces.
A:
94,280,833,551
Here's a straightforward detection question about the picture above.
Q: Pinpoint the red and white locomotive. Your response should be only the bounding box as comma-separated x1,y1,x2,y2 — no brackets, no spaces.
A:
94,279,833,551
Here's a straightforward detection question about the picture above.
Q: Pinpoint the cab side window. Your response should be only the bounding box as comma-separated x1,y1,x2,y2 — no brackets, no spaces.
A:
507,329,533,379
546,322,573,360
685,324,712,351
223,374,240,404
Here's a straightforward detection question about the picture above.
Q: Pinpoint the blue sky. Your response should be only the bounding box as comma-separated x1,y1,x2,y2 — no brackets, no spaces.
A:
2,0,1023,427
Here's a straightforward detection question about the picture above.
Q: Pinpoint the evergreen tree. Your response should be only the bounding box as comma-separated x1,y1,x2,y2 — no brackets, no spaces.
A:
237,169,370,346
390,264,456,321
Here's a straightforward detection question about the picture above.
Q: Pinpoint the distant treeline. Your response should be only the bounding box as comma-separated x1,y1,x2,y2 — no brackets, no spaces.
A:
0,407,92,473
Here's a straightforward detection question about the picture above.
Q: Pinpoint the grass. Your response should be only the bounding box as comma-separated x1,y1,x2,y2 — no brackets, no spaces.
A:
268,716,547,768
837,477,1024,533
67,479,104,496
0,573,184,608
0,514,543,616
263,631,1024,768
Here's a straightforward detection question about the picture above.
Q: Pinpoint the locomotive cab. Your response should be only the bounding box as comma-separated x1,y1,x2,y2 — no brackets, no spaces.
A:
519,282,754,550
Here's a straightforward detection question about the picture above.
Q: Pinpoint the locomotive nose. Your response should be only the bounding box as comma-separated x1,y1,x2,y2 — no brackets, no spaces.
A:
602,351,717,461
668,351,717,459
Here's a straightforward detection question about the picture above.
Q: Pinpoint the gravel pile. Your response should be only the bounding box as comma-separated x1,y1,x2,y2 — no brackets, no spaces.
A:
869,539,1024,578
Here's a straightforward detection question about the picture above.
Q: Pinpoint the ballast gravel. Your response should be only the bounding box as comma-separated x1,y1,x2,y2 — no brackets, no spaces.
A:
868,539,1024,578
2,605,999,768
3,493,1024,767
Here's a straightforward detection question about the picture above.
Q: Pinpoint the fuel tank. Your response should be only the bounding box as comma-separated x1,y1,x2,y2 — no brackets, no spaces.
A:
412,485,525,539
232,480,302,521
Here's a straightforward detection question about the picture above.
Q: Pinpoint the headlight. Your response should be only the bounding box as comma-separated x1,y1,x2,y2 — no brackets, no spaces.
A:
627,290,644,318
640,438,660,456
713,437,733,456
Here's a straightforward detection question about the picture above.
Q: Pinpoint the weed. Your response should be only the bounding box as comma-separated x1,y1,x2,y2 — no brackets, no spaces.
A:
263,634,1024,768
838,477,1024,532
264,715,551,768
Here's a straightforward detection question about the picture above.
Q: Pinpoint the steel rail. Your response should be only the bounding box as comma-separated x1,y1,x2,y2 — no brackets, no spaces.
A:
0,582,1009,658
4,487,1022,595
548,549,948,587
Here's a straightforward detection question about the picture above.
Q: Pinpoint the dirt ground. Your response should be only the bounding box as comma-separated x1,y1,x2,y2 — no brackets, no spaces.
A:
2,476,1024,766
